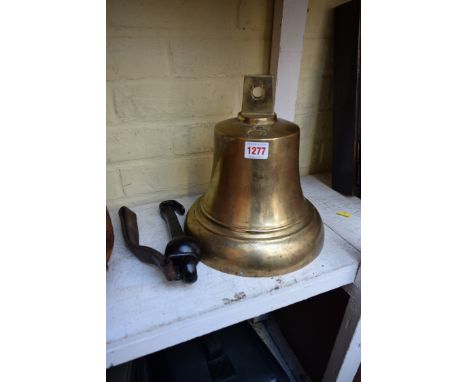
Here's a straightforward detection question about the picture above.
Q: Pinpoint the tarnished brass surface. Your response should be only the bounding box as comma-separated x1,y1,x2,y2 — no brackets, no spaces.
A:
185,75,324,277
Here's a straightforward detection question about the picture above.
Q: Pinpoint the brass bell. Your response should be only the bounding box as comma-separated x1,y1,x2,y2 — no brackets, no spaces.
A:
186,75,324,276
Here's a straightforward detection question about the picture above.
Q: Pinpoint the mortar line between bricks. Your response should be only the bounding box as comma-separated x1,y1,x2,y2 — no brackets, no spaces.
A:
106,116,233,128
106,26,271,39
106,154,214,170
106,75,247,84
107,153,214,167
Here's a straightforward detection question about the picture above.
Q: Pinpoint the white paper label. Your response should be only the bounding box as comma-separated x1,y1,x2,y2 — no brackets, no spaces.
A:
244,141,269,159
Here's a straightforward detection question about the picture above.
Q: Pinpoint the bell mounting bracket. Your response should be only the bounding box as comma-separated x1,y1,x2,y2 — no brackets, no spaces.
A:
241,75,275,117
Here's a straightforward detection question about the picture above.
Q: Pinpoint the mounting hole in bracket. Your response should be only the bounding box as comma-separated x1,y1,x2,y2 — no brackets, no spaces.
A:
251,86,265,101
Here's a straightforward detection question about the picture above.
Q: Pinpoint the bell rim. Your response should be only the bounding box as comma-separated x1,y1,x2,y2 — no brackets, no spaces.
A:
185,198,324,277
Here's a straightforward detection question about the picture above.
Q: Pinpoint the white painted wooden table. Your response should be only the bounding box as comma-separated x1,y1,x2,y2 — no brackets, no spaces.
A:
107,174,361,380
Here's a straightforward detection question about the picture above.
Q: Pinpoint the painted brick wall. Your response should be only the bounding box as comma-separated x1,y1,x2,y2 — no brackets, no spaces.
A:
296,0,349,176
107,0,273,206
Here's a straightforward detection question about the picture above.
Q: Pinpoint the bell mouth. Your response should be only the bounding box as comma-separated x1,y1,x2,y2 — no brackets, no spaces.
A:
237,112,277,125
